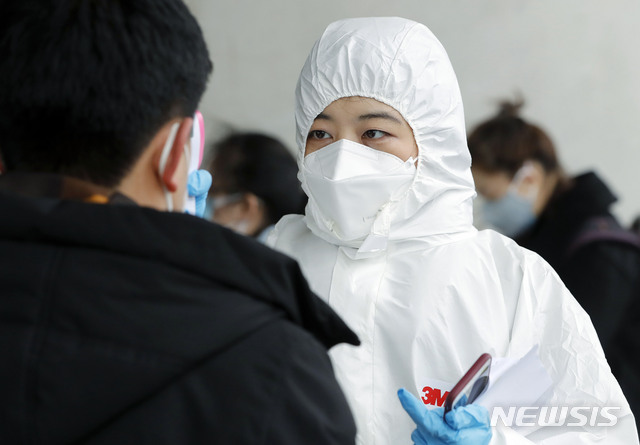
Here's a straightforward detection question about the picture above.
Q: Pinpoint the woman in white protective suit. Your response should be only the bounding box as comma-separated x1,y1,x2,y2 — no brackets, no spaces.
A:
267,17,638,445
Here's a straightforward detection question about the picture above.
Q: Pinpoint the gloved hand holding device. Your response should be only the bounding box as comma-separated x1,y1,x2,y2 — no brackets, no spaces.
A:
397,389,492,445
398,353,492,444
187,170,211,218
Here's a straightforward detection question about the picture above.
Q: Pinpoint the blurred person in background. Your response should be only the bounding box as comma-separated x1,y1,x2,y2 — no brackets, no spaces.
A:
469,99,640,429
205,132,307,242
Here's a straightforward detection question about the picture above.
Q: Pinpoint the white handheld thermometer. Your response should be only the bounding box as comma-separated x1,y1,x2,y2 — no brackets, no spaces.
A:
184,111,205,215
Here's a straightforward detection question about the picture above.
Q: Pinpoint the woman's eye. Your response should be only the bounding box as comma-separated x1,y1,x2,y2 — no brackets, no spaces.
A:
308,130,331,140
363,129,388,139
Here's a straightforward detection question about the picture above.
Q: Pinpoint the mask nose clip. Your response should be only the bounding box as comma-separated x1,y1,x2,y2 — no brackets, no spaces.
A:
509,161,538,199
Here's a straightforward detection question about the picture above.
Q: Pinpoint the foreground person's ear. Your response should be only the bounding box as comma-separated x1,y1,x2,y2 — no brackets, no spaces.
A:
158,117,194,193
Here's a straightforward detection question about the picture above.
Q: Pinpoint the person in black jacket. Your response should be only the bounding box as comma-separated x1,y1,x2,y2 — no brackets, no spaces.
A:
0,1,357,444
468,98,640,431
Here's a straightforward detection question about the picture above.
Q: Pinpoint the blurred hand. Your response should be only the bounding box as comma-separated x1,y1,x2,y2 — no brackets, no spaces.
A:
397,388,492,445
187,169,212,217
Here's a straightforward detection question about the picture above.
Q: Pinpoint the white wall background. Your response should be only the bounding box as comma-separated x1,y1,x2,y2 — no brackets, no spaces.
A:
185,0,640,224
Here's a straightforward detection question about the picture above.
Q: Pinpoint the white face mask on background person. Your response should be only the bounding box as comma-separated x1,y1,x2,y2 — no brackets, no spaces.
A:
302,138,416,243
227,219,250,235
206,193,244,221
478,162,539,238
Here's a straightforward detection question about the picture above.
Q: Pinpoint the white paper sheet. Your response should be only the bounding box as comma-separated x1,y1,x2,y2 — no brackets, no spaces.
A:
475,345,554,410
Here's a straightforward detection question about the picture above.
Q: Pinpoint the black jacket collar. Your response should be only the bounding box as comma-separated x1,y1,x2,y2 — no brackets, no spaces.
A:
0,173,358,350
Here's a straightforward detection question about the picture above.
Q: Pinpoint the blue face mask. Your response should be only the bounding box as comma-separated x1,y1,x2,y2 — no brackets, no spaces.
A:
479,190,536,238
477,162,539,238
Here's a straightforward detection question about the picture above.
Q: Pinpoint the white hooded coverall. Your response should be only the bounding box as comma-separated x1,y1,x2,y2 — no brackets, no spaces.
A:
268,17,638,445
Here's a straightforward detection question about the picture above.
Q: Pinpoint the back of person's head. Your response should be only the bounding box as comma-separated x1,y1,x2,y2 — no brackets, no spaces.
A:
467,99,562,176
207,133,306,231
0,0,212,187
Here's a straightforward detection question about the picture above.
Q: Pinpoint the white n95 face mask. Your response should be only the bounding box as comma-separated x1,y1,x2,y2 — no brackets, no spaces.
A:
302,139,416,244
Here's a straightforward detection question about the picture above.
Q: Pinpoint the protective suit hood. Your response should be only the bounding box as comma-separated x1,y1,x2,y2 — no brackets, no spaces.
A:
295,17,476,250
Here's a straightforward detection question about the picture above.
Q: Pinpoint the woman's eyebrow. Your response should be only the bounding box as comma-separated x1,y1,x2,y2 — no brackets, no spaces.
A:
358,112,402,124
314,112,332,121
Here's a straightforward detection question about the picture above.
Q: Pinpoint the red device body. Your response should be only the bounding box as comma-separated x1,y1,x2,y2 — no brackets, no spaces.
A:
443,353,492,417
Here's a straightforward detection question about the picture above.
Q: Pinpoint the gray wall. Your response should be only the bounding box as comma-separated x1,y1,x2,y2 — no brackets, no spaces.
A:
185,0,640,224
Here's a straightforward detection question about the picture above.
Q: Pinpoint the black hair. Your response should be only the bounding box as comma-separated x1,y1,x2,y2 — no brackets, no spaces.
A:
468,98,562,176
207,133,307,226
0,0,212,187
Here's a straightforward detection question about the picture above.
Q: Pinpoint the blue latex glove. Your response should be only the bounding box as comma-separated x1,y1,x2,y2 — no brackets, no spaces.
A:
397,388,492,445
187,169,212,218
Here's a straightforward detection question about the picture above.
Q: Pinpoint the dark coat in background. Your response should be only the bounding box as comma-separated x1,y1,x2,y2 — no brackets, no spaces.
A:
517,171,640,427
0,173,358,445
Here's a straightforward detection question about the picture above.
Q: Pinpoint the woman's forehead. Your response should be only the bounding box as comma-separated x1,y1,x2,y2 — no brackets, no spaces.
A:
319,97,407,123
